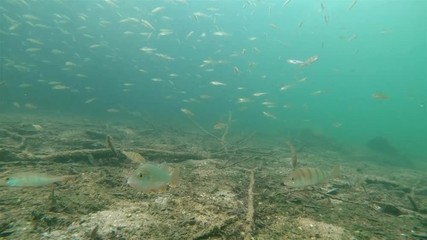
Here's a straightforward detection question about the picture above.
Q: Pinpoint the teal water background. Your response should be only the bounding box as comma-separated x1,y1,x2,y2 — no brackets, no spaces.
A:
1,0,426,163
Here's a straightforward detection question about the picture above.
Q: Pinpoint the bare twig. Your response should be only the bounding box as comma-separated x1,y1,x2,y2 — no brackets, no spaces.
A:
244,167,257,240
18,147,207,163
185,112,232,155
407,195,419,212
106,135,118,155
286,140,297,169
219,112,232,154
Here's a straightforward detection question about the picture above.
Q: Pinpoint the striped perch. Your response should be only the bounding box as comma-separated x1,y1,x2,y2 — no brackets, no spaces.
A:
288,166,340,187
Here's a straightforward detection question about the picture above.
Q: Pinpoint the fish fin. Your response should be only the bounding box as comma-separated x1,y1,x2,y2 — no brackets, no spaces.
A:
330,165,341,179
170,167,180,187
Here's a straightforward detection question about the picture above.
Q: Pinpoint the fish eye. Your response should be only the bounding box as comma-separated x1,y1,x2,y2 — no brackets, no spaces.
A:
139,173,143,178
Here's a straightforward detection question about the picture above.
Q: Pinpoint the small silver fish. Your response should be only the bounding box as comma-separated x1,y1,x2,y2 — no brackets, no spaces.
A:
3,173,72,187
287,59,304,65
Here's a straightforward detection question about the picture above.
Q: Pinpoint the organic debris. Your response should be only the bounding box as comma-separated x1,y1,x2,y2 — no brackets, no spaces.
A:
0,115,426,239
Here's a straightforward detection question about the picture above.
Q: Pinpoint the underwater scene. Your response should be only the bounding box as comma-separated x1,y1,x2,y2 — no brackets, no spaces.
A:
0,0,426,239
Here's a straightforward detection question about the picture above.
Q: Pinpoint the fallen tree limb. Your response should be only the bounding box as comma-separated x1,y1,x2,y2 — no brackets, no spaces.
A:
35,149,116,162
10,147,209,163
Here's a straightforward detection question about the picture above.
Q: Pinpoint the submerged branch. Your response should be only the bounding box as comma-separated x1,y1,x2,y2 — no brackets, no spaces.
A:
3,147,207,164
244,167,257,240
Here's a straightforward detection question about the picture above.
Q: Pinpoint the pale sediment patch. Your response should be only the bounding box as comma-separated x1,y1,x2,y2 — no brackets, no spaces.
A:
297,217,353,240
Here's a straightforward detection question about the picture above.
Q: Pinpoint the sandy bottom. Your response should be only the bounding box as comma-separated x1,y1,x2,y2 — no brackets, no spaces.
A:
0,114,426,239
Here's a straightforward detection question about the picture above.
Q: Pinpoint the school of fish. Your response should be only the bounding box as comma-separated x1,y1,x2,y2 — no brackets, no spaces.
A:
0,0,388,125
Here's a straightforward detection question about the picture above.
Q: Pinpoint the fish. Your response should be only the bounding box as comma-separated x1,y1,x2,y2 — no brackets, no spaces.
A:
84,98,96,104
3,173,73,187
151,6,165,13
348,0,358,11
262,101,275,106
12,102,20,108
238,98,251,103
192,12,209,22
127,163,178,192
65,61,77,67
89,44,103,49
181,108,194,116
262,111,277,119
298,77,307,83
24,103,37,109
372,92,389,100
154,53,174,60
51,49,64,54
287,59,304,65
158,29,173,36
213,122,227,130
185,31,194,39
253,92,267,97
48,81,62,85
323,15,329,24
26,38,43,45
141,19,155,31
233,66,240,74
288,166,340,188
121,150,146,163
210,81,226,86
301,55,319,67
139,47,157,53
282,0,291,7
212,31,230,36
52,85,69,90
25,48,41,52
76,74,87,78
311,90,322,95
280,84,293,91
23,14,40,21
19,83,32,88
32,124,43,131
119,17,140,24
106,108,119,113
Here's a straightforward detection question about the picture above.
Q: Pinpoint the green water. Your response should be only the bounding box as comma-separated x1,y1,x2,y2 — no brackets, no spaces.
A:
0,0,426,166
